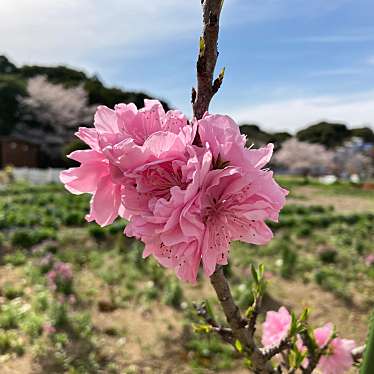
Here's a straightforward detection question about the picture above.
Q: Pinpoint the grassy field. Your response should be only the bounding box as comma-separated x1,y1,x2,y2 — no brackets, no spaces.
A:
0,178,373,373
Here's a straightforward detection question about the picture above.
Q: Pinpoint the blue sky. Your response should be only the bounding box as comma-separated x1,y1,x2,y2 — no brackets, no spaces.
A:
1,0,373,132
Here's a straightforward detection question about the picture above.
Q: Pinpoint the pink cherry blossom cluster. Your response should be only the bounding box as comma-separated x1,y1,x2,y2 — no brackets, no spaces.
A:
262,306,356,374
60,100,287,282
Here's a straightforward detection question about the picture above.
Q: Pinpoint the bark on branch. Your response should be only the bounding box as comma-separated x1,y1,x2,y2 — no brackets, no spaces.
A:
210,266,275,373
192,0,223,120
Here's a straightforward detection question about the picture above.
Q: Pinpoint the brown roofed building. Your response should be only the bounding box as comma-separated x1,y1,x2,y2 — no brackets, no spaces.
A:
0,137,40,168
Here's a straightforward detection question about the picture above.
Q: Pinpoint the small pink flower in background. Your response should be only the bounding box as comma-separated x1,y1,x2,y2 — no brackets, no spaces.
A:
47,262,74,296
43,323,56,335
40,253,54,267
314,323,356,374
47,270,57,291
365,254,374,266
264,271,274,279
52,262,73,280
261,306,292,348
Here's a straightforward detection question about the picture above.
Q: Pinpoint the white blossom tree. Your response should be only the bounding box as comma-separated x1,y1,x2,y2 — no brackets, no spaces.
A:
274,138,334,177
17,75,95,165
332,139,373,179
21,75,94,136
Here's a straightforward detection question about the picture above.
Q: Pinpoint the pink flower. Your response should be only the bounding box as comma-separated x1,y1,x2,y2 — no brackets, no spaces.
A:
197,115,287,276
47,261,74,295
198,114,274,172
314,323,355,374
60,100,188,226
314,323,334,348
365,254,374,266
125,146,211,282
126,115,286,281
61,105,287,283
43,323,56,335
261,306,292,348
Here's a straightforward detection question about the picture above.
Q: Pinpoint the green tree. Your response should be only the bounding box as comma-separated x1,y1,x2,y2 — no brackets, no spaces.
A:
351,127,374,143
296,122,351,149
0,75,26,135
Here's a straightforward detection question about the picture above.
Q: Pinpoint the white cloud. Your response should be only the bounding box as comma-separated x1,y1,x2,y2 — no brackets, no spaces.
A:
0,0,200,68
227,91,374,133
0,0,356,69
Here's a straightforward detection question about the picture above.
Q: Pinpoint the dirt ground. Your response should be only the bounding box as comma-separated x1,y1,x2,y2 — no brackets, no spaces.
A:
1,185,372,373
289,186,374,213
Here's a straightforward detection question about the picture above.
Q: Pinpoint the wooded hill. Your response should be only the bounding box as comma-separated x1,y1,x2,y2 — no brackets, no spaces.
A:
0,55,170,137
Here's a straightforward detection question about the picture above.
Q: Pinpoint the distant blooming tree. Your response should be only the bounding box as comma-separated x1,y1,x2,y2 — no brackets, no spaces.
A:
332,139,374,180
275,138,334,177
60,0,368,372
22,75,94,135
17,75,95,164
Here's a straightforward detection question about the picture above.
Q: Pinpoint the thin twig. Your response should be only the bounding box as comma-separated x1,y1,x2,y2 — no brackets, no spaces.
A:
194,302,234,344
261,337,292,360
248,294,262,336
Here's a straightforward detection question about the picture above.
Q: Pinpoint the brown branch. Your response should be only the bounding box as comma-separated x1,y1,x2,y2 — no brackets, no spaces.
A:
248,293,262,336
192,0,224,120
210,266,275,373
261,337,292,360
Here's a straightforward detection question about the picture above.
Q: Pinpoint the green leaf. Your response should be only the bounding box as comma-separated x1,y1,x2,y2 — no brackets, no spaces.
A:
193,323,213,334
218,67,225,81
299,307,310,323
258,264,265,279
289,350,297,368
204,300,214,320
235,339,243,353
245,305,255,318
290,312,298,336
251,264,259,285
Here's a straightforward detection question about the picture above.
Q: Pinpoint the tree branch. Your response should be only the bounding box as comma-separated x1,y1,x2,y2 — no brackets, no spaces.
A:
210,266,275,373
261,337,292,360
300,330,321,374
192,0,224,120
194,302,234,345
247,293,262,336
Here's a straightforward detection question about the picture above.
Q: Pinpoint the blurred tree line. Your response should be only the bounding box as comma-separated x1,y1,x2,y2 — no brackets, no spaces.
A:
1,55,373,168
239,122,374,150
